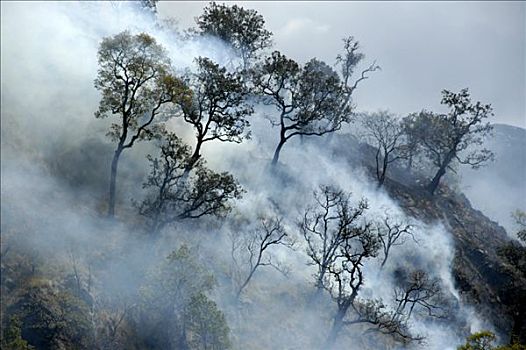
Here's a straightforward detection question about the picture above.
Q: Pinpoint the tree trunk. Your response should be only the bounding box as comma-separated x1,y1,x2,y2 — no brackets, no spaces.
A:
406,153,413,172
186,139,202,173
107,146,123,217
379,151,389,188
325,305,348,349
271,137,287,167
315,266,327,291
427,165,446,195
236,266,257,299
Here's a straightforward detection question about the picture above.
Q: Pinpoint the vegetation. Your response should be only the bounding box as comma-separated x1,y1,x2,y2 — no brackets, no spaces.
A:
253,36,378,167
361,111,407,187
3,2,521,350
195,2,272,69
405,89,494,194
457,331,526,350
94,31,189,216
138,133,242,234
176,57,253,171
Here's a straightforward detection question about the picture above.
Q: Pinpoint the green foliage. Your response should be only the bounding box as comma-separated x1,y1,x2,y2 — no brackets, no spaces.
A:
94,30,190,216
177,57,253,168
138,133,243,233
253,51,352,165
458,331,497,350
139,0,158,14
134,246,230,349
458,331,526,350
7,281,92,350
1,316,34,350
95,30,189,143
196,2,272,67
254,51,349,137
406,89,494,194
185,293,231,350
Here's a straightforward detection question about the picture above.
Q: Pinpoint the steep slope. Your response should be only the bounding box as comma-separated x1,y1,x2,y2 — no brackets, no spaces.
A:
329,132,526,343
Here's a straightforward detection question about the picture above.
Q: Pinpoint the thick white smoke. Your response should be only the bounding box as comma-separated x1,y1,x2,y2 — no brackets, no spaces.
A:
1,2,494,349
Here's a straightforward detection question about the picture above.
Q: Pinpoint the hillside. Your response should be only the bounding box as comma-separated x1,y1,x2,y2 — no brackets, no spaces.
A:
2,2,525,350
327,132,526,344
458,124,526,236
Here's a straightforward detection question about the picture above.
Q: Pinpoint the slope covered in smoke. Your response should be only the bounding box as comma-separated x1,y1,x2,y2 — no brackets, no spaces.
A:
1,2,524,350
323,133,526,344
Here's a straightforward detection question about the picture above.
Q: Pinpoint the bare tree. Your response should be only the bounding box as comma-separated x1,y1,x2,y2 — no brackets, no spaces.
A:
336,37,380,108
361,111,407,187
176,57,253,172
323,223,379,348
375,212,415,269
301,188,439,347
94,31,189,217
231,217,293,299
408,89,494,195
350,299,420,344
392,270,446,320
346,270,445,345
138,133,242,234
94,295,135,350
300,186,369,291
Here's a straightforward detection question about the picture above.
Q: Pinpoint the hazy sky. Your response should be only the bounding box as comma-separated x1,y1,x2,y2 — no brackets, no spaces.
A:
159,1,525,127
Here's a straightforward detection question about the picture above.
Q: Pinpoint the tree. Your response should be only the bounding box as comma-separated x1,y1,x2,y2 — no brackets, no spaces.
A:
93,295,135,350
94,31,189,217
336,37,380,105
400,113,424,172
254,37,378,167
185,293,231,350
350,299,419,344
338,270,444,345
361,111,406,187
323,213,379,348
138,133,243,234
195,2,272,69
458,331,498,350
230,217,293,299
253,53,348,166
1,316,34,350
8,281,93,350
300,186,369,291
457,331,526,350
512,210,526,241
409,89,494,195
139,0,158,14
392,270,446,320
137,246,224,349
375,212,414,269
177,57,253,171
301,188,435,347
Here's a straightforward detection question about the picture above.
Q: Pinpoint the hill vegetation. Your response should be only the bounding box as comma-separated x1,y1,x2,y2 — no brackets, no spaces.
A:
1,2,524,349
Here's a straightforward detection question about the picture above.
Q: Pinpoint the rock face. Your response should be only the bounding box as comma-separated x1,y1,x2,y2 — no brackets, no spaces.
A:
383,178,522,342
329,129,526,343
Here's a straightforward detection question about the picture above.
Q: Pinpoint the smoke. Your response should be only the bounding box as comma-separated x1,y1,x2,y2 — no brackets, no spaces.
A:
1,2,500,349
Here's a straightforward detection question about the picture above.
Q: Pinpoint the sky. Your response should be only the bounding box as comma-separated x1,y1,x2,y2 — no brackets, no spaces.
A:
159,1,526,128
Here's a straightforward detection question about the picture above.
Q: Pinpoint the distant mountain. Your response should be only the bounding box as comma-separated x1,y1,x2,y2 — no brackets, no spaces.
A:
459,123,526,236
